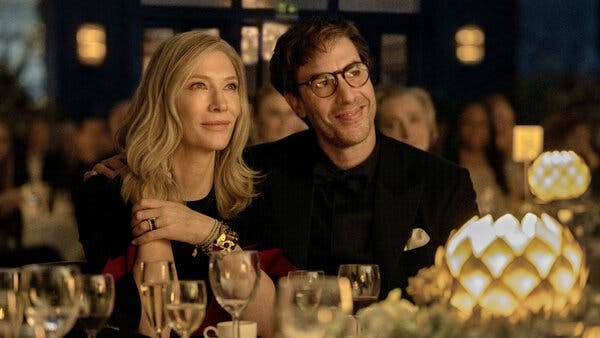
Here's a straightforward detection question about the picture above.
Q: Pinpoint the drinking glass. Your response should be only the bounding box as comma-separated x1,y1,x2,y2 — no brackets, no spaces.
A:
287,270,324,283
21,264,82,338
208,251,260,338
77,274,115,338
277,276,353,338
164,280,207,338
337,264,380,314
138,260,177,338
0,268,23,338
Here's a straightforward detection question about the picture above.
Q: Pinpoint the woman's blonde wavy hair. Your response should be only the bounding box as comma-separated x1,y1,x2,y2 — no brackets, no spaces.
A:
116,31,257,219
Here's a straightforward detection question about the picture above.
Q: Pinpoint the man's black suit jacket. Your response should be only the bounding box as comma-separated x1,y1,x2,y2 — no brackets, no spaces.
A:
237,130,479,296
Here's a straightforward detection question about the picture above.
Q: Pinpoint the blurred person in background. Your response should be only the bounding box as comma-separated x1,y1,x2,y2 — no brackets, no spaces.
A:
375,86,439,152
74,116,113,170
543,111,600,201
0,118,21,250
108,99,131,145
249,84,307,144
543,111,599,169
447,100,508,216
484,93,525,205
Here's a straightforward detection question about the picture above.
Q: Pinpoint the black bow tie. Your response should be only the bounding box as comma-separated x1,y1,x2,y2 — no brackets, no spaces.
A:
313,162,368,194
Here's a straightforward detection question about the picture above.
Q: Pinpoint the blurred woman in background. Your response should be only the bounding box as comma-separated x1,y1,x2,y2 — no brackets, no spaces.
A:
249,84,307,145
448,100,508,216
375,86,439,152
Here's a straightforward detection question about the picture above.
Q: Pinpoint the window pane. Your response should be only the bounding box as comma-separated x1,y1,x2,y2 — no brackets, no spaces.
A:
190,28,220,37
380,34,407,86
242,0,275,9
0,0,46,103
241,26,259,65
143,28,174,72
243,0,327,10
262,22,289,61
141,0,232,8
339,0,420,13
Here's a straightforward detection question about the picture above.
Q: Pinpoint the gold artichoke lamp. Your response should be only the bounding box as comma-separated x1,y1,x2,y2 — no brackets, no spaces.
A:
528,150,591,202
436,213,588,321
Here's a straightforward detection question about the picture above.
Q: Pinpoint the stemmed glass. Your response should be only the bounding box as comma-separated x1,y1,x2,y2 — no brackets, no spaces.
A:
77,273,115,338
164,280,207,338
21,264,82,338
337,264,380,336
277,275,353,338
208,250,260,338
337,264,380,314
0,268,23,338
138,260,177,338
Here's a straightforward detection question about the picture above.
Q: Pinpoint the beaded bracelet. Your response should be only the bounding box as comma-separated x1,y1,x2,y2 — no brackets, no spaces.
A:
192,219,220,257
209,223,238,253
192,219,239,257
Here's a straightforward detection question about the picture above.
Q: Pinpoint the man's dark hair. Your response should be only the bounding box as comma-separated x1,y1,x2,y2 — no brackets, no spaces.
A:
270,16,371,97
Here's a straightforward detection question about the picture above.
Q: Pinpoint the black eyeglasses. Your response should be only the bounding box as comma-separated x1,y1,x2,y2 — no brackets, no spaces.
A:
297,62,370,98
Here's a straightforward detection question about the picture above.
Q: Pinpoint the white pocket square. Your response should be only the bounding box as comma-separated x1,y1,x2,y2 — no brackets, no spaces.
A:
403,228,431,251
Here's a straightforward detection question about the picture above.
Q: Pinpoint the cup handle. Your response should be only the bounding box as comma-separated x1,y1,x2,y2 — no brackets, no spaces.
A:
203,325,218,337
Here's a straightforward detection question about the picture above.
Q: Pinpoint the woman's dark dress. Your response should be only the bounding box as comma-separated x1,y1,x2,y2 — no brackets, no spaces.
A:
74,175,219,337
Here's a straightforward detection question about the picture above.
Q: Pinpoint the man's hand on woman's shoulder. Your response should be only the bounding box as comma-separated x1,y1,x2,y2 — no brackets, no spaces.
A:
83,153,129,182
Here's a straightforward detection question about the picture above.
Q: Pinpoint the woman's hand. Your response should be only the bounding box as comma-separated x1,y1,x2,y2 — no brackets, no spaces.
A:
130,199,214,246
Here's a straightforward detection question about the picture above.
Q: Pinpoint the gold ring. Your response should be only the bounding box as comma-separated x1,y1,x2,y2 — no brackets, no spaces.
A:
148,218,157,231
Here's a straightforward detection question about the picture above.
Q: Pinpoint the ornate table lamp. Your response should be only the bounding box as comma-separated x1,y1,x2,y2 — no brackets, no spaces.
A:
528,150,591,202
436,213,588,320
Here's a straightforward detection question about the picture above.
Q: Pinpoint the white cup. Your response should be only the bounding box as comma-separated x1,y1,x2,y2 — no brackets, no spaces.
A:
203,320,257,338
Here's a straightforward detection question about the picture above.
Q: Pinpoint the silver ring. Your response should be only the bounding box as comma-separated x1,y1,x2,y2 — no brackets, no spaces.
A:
148,218,157,231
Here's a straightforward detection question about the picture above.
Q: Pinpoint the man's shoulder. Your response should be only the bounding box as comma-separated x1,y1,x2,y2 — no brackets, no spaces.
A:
244,130,314,166
379,134,464,174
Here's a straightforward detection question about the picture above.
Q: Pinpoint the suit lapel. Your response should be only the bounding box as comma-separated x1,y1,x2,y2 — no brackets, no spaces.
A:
270,133,318,268
373,137,425,288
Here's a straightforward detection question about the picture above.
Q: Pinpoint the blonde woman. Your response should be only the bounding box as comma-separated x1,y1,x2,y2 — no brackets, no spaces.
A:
375,86,439,152
76,32,275,337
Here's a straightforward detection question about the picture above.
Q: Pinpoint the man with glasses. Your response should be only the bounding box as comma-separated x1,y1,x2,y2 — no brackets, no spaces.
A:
238,16,479,297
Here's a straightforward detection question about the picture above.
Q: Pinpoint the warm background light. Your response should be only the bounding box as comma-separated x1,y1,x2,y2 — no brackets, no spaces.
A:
241,26,259,65
261,22,289,61
512,125,543,162
437,213,588,320
455,25,485,65
76,23,106,66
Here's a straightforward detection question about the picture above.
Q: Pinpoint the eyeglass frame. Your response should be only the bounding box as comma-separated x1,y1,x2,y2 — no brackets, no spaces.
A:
296,61,370,98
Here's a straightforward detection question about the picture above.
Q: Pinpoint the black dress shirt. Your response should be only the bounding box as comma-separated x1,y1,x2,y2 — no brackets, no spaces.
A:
308,139,380,274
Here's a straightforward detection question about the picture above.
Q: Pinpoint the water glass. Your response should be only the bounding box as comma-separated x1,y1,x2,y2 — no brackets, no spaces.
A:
77,273,115,338
0,268,23,338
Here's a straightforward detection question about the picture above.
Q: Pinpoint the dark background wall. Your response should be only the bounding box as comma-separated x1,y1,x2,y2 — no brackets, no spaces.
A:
24,0,600,127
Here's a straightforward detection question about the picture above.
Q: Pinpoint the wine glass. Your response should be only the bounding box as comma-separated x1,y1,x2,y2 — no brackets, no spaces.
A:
208,250,260,338
337,264,380,314
164,280,207,338
0,268,23,338
277,275,353,338
21,264,82,338
287,270,324,283
138,260,177,338
337,264,380,336
77,273,115,338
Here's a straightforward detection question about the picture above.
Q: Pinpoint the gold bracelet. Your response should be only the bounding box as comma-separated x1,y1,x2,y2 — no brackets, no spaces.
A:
192,219,220,257
202,221,239,255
